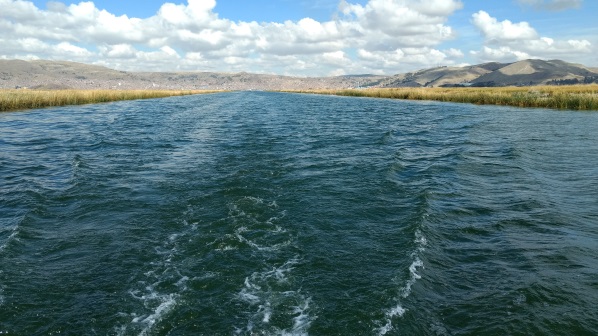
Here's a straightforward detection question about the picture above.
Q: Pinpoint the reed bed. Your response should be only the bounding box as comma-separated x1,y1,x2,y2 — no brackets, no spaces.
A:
286,85,598,110
0,89,220,112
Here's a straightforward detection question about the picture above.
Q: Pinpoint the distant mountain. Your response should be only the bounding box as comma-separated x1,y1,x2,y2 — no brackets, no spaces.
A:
380,59,598,88
1,59,596,90
0,60,385,90
377,64,495,87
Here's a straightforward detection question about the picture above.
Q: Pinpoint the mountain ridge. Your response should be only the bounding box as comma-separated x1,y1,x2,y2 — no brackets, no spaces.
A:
1,59,597,90
379,59,598,88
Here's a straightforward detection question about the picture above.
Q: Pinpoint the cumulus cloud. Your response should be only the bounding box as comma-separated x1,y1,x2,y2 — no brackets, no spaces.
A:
472,11,538,42
517,0,582,11
0,0,470,75
339,0,461,49
2,0,596,75
470,46,531,63
471,10,592,63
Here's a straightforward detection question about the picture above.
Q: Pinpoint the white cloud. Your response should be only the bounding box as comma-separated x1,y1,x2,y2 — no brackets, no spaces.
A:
340,0,461,49
357,46,460,71
444,48,464,58
470,46,531,63
55,42,92,58
320,51,351,65
98,44,137,59
517,0,582,11
471,11,592,63
156,0,218,27
472,11,537,41
0,0,465,75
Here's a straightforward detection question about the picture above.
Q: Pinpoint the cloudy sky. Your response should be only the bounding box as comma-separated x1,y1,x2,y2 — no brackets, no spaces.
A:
1,0,596,76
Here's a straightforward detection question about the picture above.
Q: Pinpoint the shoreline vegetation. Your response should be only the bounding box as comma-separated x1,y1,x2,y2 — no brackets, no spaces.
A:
2,85,597,112
0,89,221,112
284,85,598,110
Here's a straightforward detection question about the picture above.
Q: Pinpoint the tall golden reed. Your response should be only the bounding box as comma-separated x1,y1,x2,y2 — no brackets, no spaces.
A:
286,85,598,110
0,89,219,112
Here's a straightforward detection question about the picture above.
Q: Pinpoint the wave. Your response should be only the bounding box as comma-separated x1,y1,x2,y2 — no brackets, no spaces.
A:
115,215,199,335
377,229,427,335
207,197,291,252
0,226,20,254
223,195,312,334
235,258,314,335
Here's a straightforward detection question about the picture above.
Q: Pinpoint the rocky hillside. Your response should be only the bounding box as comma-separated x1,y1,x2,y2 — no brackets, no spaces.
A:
1,59,596,90
380,59,598,87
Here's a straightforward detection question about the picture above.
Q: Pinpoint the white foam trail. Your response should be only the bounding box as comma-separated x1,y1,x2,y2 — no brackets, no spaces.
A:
123,272,188,336
284,298,313,336
237,258,314,335
414,229,427,247
239,259,299,305
175,276,189,290
376,229,428,335
136,293,178,336
404,230,427,298
115,207,202,335
234,227,292,252
226,196,310,334
243,196,264,204
402,257,424,298
215,244,238,251
0,226,20,253
378,304,407,335
228,203,246,218
260,302,272,323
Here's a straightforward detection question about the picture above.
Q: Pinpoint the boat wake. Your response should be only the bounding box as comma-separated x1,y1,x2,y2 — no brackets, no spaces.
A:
235,258,314,335
377,229,427,335
115,218,198,336
226,196,314,335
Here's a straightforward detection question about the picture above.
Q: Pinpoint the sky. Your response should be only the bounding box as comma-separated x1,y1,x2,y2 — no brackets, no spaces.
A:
1,0,597,76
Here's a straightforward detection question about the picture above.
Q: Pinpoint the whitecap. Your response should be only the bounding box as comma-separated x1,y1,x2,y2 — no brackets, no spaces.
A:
378,304,407,335
260,302,272,323
375,229,428,334
134,292,178,336
414,229,427,248
123,279,183,336
402,257,424,298
285,298,313,335
235,231,292,252
243,196,264,204
0,226,20,253
236,258,313,334
175,276,189,289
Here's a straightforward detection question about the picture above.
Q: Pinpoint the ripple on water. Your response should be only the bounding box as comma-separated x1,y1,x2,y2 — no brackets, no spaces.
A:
1,93,598,335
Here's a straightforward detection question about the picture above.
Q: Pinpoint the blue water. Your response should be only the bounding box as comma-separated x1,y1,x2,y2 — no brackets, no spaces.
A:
1,92,597,335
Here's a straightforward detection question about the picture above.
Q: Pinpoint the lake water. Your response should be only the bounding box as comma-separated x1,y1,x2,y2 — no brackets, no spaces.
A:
1,92,597,335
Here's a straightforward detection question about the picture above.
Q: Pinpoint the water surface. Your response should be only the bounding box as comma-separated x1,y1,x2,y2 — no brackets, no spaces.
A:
1,92,597,335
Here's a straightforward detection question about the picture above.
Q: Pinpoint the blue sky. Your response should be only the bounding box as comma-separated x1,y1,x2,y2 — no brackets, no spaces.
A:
30,0,371,22
4,0,597,75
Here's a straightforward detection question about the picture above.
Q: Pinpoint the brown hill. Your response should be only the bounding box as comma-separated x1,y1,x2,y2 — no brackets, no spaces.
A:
379,64,496,87
0,60,385,90
380,59,598,88
472,59,597,86
1,59,596,90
